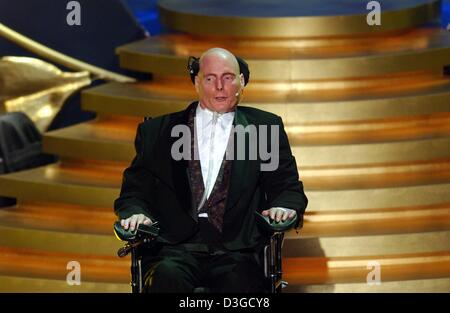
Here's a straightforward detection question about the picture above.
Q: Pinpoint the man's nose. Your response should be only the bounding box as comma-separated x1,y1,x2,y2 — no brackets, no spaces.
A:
215,79,223,90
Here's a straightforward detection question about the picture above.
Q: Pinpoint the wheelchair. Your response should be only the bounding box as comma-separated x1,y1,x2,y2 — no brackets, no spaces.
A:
114,211,301,293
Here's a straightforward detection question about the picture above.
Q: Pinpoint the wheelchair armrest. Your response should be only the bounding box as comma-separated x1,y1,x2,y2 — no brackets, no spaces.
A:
113,221,160,242
254,211,298,235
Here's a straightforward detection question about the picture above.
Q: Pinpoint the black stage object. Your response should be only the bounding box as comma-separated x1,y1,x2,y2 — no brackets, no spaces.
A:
0,112,57,207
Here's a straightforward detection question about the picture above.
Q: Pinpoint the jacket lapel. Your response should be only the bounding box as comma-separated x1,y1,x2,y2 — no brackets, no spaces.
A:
152,102,195,218
224,106,250,212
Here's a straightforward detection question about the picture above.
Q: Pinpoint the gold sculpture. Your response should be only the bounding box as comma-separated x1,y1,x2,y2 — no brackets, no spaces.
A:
0,22,136,132
0,56,91,132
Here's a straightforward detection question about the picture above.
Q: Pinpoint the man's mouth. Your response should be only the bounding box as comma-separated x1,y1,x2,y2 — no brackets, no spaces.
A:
214,97,228,102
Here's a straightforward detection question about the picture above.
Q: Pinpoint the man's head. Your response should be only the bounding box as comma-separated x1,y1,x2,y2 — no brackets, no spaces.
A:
194,48,245,113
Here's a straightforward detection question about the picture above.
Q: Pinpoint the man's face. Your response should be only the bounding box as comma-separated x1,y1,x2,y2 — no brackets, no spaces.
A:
195,54,244,113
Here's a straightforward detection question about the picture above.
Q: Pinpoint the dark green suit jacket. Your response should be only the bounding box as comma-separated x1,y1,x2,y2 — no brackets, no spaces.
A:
114,101,308,251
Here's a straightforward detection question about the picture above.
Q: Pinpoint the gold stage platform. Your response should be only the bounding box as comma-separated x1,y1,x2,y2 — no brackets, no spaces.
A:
0,0,449,292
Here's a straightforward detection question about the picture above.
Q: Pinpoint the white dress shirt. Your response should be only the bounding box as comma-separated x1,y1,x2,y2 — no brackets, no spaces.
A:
195,104,235,208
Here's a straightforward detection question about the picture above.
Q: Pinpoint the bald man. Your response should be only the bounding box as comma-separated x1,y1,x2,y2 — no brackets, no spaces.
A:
114,48,308,293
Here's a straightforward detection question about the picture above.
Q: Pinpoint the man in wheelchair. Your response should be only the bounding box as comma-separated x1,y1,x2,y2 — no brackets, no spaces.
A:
114,48,308,293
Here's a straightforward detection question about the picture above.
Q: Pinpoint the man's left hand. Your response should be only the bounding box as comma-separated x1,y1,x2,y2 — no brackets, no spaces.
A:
262,207,297,222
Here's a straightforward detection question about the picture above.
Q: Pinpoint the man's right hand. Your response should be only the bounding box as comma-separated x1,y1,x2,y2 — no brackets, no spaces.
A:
120,214,153,232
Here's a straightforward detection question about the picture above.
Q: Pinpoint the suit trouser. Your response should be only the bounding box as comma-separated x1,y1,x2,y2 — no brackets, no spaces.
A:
142,244,266,293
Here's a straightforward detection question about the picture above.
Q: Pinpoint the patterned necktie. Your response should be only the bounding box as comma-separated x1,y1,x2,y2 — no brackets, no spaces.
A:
197,111,219,210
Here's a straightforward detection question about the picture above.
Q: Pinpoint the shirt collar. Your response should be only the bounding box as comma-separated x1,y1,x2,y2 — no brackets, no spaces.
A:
196,102,235,127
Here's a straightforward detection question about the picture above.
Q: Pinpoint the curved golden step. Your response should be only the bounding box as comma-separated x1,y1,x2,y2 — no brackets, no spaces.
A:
9,275,449,292
0,201,122,256
302,158,450,190
0,161,121,207
0,203,450,285
301,203,450,237
43,113,450,164
0,222,121,255
43,114,450,162
1,193,448,258
157,0,440,38
44,118,139,162
0,162,448,208
82,78,450,122
291,278,450,292
0,275,129,293
294,137,450,167
2,201,447,241
44,128,450,190
0,247,128,284
42,120,450,189
1,159,450,206
0,201,114,235
116,28,450,79
2,246,449,290
308,183,450,212
287,113,450,145
285,231,450,257
284,251,450,285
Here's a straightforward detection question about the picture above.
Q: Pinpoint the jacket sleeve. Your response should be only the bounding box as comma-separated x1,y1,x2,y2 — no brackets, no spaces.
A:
259,116,308,229
114,122,156,221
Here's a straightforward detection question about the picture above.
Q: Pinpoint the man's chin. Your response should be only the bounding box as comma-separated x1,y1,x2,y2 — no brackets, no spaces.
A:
210,101,237,113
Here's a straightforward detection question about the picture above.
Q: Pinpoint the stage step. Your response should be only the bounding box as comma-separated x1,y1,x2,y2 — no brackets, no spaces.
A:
301,203,450,237
308,183,450,212
0,199,449,258
0,247,128,283
295,137,450,167
0,161,121,207
157,0,440,37
0,201,448,238
81,78,450,123
0,223,121,256
0,204,121,255
116,28,450,79
284,251,450,286
0,162,449,209
44,117,139,162
43,116,450,165
1,246,449,292
1,155,449,202
285,231,450,258
1,201,448,240
290,278,450,292
0,202,114,235
0,276,129,293
42,123,450,189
